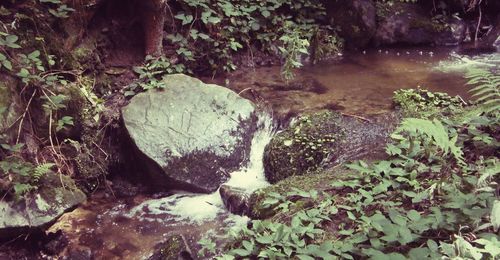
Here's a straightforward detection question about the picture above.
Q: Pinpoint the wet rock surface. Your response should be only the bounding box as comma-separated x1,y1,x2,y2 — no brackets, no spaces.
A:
219,184,251,216
325,0,377,49
374,3,466,46
148,234,192,260
122,74,257,193
263,110,398,183
0,174,86,240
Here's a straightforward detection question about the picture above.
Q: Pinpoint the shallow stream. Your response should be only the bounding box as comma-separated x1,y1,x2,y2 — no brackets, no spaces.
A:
48,47,499,259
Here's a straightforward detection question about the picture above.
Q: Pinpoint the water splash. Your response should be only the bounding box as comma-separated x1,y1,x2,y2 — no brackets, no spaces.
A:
225,112,274,191
127,112,275,224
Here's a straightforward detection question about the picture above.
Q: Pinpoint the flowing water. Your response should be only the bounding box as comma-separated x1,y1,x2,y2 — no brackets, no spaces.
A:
47,47,499,259
47,113,275,259
220,47,499,118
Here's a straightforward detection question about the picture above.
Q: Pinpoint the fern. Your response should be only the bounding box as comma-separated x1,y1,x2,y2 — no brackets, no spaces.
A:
32,163,55,183
394,118,465,164
465,68,500,114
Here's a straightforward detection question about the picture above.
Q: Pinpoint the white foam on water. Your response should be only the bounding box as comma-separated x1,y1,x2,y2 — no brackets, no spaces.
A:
127,112,275,224
128,192,224,223
435,52,500,73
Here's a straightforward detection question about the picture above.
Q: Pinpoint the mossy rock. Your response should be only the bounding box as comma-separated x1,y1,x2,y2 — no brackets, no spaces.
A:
250,166,357,219
263,111,346,184
393,88,464,119
0,173,86,240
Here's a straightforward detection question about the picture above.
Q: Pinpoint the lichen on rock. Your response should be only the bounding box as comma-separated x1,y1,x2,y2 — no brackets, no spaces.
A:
122,74,258,193
0,173,86,240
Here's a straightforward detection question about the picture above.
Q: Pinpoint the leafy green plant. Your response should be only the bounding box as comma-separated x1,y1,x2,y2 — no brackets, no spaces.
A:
465,68,500,114
0,152,56,200
161,0,340,76
393,88,464,118
278,22,310,81
220,102,498,259
124,55,186,96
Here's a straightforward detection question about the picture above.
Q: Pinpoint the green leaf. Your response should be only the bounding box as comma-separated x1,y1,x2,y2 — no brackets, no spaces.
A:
255,235,273,244
230,248,251,257
491,200,500,230
407,210,421,221
296,255,314,260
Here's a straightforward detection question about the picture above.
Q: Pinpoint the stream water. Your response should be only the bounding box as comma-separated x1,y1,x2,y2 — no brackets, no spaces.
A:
47,47,499,259
220,47,498,117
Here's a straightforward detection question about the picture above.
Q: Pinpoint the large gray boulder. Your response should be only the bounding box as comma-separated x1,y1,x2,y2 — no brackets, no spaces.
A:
325,0,377,49
122,74,257,193
374,3,466,46
0,174,86,240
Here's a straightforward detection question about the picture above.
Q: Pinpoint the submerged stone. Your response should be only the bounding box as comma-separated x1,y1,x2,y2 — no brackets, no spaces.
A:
149,234,191,260
0,174,86,240
122,74,257,193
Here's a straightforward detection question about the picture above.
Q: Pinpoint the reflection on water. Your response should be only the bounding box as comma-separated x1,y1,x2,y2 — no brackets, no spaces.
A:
220,47,498,116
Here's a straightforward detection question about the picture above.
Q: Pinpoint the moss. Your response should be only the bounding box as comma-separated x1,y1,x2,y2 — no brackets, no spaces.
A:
264,111,346,183
149,234,187,260
409,18,447,32
250,166,356,219
393,88,464,119
70,40,100,70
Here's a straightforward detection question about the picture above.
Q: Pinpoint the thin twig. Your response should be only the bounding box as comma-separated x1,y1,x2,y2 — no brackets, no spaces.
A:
474,3,482,46
48,110,66,190
15,90,37,144
238,87,253,96
341,113,372,123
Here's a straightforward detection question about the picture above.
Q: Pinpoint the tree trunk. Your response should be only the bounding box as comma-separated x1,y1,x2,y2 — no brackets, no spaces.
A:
141,0,166,57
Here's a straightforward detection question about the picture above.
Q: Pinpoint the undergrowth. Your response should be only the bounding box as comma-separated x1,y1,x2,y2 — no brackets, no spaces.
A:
211,69,499,259
0,0,108,199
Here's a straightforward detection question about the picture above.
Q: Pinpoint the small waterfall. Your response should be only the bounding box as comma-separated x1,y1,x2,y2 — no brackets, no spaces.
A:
127,112,275,223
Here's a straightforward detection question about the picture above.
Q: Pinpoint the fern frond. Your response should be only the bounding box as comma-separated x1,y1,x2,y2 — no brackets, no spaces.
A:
33,163,55,183
465,68,499,114
396,118,465,164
